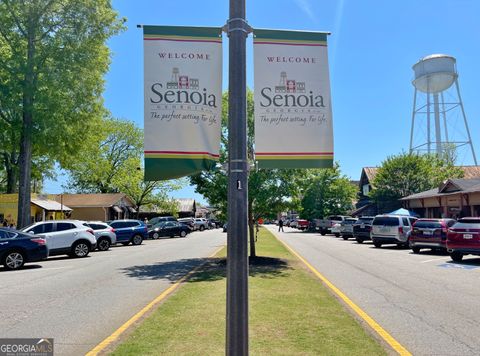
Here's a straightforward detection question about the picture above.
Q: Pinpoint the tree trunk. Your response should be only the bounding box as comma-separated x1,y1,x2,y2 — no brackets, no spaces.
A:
248,201,256,258
4,153,18,193
17,23,36,228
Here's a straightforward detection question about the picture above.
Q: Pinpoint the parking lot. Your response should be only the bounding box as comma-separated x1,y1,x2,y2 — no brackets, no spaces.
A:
269,225,480,356
0,229,225,356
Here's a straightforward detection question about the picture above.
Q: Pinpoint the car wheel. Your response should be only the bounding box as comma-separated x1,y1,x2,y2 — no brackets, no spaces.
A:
97,238,110,251
152,232,160,240
412,246,421,254
334,233,340,237
450,251,463,262
320,230,326,236
356,238,364,244
374,242,382,248
72,241,90,258
199,225,205,231
180,230,187,237
132,234,143,245
342,236,348,240
3,250,25,270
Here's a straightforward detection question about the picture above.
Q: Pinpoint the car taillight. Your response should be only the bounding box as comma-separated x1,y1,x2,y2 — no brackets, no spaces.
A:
398,227,404,234
31,238,46,245
110,228,115,233
87,229,95,235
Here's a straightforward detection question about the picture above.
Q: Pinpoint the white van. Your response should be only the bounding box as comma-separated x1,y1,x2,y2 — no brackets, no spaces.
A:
371,215,417,248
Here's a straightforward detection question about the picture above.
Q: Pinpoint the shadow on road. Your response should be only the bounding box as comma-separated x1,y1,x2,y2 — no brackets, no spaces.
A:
446,257,480,266
120,256,291,283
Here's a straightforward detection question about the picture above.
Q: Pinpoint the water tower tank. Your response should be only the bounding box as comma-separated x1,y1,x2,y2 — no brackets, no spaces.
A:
412,54,457,93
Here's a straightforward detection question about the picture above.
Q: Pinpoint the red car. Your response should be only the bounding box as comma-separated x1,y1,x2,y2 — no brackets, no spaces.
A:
446,217,480,262
409,218,456,253
297,219,309,230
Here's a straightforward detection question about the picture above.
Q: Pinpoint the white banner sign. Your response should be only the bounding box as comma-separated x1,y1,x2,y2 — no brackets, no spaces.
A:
254,29,333,168
143,26,222,180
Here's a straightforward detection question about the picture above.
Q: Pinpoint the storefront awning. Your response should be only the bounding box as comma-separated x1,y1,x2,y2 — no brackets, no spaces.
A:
32,199,72,211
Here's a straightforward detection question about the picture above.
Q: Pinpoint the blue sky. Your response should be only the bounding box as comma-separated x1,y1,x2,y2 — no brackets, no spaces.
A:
45,0,480,205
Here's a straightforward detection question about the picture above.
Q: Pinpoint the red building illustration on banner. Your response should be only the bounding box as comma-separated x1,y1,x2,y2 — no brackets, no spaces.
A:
166,67,199,90
275,72,305,93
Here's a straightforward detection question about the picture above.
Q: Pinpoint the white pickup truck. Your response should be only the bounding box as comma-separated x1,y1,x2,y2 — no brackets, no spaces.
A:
315,215,351,235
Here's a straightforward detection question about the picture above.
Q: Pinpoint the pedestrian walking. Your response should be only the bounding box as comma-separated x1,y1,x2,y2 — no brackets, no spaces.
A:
278,219,284,232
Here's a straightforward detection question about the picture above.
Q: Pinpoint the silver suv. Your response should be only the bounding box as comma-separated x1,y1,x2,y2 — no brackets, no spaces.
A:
22,220,97,258
371,215,417,248
86,221,117,251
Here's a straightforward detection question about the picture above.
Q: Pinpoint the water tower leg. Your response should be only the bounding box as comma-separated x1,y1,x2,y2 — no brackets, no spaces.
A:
441,92,449,143
427,92,431,154
409,88,417,153
433,93,442,157
455,79,478,165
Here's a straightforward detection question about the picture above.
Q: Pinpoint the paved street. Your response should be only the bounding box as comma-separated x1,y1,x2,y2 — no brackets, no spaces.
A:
0,229,225,356
267,225,480,356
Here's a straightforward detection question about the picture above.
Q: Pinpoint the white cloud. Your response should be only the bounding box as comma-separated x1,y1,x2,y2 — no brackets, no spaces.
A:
294,0,317,23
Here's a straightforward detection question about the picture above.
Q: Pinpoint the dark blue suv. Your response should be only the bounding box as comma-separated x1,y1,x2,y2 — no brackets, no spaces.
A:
108,220,148,246
0,228,49,270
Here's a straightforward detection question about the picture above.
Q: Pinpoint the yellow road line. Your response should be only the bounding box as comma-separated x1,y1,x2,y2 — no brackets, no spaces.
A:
86,245,225,356
277,236,412,356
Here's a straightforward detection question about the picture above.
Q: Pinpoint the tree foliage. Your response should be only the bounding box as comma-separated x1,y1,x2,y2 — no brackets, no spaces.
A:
370,152,464,202
66,117,184,214
0,0,124,226
299,164,357,220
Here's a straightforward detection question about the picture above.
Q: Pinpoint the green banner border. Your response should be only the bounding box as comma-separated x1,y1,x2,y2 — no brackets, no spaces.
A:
253,28,329,42
257,159,333,169
145,158,217,181
143,25,222,38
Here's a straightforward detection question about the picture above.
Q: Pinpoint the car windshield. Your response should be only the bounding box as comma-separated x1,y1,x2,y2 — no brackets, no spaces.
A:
452,222,480,229
373,217,399,226
458,218,480,224
414,221,442,229
356,218,373,224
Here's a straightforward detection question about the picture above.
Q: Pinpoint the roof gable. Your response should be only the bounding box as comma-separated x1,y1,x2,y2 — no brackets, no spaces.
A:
52,193,134,208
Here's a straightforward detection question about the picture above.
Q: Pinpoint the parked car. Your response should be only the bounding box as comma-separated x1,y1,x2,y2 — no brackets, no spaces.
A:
208,219,222,229
0,228,48,270
410,218,456,254
290,220,298,228
108,220,148,246
194,218,209,231
147,216,177,229
22,220,97,258
331,222,342,237
149,221,191,239
315,216,350,235
297,219,309,231
178,217,195,230
85,221,117,251
447,217,480,262
223,223,227,232
353,216,374,243
370,215,417,248
340,218,359,240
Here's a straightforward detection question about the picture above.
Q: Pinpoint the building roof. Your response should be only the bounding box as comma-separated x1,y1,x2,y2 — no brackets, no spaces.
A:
401,178,480,200
32,199,72,211
177,198,196,212
360,165,480,188
52,193,134,208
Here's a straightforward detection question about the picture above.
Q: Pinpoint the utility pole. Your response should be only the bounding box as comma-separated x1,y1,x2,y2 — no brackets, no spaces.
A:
226,0,250,354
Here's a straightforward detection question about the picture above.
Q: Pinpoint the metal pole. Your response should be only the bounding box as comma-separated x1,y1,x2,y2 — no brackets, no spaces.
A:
455,79,478,165
409,88,417,153
226,0,249,355
433,93,442,157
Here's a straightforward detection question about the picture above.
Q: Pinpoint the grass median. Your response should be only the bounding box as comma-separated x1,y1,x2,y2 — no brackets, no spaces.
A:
110,228,386,355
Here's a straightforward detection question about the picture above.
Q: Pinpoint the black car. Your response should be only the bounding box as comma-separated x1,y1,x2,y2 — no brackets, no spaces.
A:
0,228,49,270
149,221,191,239
147,216,177,229
353,216,374,243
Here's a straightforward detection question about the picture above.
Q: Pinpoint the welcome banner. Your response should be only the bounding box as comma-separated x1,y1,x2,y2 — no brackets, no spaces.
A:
253,29,333,169
143,26,222,180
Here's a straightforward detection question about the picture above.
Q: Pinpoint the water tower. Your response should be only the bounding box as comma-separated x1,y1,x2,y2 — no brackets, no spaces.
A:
409,54,477,164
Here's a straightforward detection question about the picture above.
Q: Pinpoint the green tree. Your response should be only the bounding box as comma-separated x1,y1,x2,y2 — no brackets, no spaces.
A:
0,0,124,227
299,165,357,220
66,117,184,214
191,90,300,257
370,152,464,205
